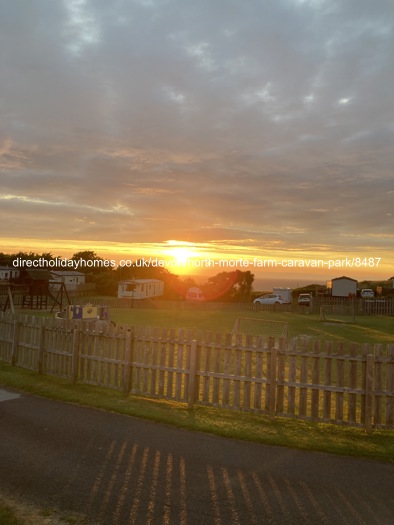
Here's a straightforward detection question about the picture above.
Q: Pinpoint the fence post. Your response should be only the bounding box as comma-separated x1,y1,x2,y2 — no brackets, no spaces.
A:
269,337,277,417
364,354,374,433
123,329,134,395
72,328,80,383
11,320,20,366
37,325,45,374
276,337,286,414
386,345,394,427
188,340,199,408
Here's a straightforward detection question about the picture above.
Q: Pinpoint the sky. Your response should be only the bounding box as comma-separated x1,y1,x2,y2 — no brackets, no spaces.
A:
0,0,393,284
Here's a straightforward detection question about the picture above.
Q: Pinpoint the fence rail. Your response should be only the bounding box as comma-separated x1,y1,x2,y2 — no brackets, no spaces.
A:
64,295,394,316
2,293,394,316
0,312,393,432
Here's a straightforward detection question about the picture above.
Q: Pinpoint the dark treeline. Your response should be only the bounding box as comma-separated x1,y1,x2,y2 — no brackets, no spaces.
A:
0,251,255,301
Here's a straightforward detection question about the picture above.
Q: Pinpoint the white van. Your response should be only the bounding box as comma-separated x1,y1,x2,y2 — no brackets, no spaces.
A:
186,287,205,301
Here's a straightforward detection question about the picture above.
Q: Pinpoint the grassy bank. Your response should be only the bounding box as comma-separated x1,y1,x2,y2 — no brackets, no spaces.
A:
0,503,24,525
0,493,78,525
1,361,393,463
13,306,394,344
109,309,394,344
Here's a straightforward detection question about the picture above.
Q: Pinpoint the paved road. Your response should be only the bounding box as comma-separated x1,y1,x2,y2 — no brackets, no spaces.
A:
0,388,393,525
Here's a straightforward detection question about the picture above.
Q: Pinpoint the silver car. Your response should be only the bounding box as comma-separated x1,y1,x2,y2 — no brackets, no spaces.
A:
254,294,285,305
298,293,312,306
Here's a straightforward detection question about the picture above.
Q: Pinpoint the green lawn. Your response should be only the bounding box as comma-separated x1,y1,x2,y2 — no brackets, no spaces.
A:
10,305,394,344
109,308,394,345
0,503,24,525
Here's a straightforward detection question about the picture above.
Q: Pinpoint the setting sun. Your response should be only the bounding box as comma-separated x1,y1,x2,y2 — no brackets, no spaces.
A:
171,247,192,265
162,241,200,273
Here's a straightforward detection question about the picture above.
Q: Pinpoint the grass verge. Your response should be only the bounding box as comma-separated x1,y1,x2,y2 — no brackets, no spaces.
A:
0,492,83,525
0,503,24,525
1,362,393,463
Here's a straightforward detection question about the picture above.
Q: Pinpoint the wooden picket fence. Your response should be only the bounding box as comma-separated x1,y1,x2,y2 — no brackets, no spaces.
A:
68,295,394,315
0,312,393,432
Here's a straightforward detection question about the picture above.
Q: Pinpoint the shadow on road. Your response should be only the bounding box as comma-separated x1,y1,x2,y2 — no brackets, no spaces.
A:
1,390,393,525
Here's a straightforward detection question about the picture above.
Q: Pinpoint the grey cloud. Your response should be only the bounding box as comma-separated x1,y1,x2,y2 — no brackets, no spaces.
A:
0,0,393,264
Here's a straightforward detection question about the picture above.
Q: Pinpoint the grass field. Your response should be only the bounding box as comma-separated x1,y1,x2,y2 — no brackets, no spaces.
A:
0,503,23,525
10,305,394,344
108,308,394,345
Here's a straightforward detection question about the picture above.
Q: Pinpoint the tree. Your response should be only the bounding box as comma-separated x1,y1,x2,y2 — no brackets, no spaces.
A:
201,270,255,302
0,251,58,266
71,251,110,273
0,252,13,266
233,270,254,302
71,251,114,294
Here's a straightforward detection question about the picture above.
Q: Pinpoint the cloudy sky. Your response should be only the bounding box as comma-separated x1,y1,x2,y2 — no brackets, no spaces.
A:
1,0,393,281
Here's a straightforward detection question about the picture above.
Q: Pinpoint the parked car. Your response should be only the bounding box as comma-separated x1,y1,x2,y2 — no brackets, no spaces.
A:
360,289,374,298
298,293,312,306
253,294,285,305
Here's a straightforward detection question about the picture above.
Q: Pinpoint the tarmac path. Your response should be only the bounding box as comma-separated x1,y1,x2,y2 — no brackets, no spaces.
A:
0,387,393,525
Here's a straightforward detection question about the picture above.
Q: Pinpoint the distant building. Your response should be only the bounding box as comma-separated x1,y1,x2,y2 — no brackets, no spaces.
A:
329,276,357,297
50,271,86,291
390,276,394,289
117,279,164,299
0,266,20,281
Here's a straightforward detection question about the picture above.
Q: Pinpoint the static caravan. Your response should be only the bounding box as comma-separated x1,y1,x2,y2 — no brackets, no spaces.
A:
50,271,86,291
330,276,357,297
118,279,164,299
0,266,20,280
